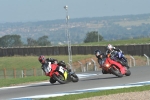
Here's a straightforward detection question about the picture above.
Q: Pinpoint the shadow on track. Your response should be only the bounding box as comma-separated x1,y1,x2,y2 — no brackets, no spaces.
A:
81,76,119,82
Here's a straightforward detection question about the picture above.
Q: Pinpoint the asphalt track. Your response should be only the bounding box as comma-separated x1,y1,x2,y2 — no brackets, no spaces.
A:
0,66,150,100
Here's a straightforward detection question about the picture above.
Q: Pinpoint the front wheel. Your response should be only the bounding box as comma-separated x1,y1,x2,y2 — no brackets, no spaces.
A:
125,69,131,76
52,74,67,84
110,67,123,77
70,73,79,82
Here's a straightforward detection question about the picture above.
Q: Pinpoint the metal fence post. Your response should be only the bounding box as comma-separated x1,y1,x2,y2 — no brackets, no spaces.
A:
86,62,88,72
21,70,24,78
78,61,83,72
13,68,16,78
33,67,36,76
23,68,26,77
130,56,135,66
3,68,6,79
91,59,97,71
144,54,149,65
129,58,132,67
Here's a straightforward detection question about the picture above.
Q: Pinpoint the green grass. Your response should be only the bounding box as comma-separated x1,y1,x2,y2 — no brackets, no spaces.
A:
40,85,150,100
76,37,150,46
0,76,48,87
0,55,94,70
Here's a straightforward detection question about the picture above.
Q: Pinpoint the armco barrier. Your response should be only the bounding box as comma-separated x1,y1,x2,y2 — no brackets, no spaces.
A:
0,44,150,57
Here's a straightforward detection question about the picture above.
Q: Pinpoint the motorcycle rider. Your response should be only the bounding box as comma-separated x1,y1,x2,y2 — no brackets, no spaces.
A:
106,44,129,68
38,55,58,76
38,55,61,83
94,50,108,74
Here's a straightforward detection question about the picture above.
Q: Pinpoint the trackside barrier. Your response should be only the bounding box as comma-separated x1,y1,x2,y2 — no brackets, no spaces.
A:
0,68,43,79
129,59,132,67
21,70,23,78
0,62,98,79
91,59,97,71
1,45,150,57
130,56,135,67
78,61,85,72
144,54,149,65
78,60,97,72
86,62,88,72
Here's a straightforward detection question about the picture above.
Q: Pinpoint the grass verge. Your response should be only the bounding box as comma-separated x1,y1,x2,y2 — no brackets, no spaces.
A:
77,37,150,46
0,76,48,87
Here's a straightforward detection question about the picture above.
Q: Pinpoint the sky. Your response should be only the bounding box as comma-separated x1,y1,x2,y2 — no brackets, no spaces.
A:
0,0,150,23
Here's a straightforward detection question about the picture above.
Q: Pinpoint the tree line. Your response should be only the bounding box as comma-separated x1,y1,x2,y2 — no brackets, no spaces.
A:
0,35,51,47
0,31,103,47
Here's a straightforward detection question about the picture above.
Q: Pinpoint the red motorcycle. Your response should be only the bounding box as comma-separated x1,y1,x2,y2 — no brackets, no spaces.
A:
44,62,79,84
102,54,131,77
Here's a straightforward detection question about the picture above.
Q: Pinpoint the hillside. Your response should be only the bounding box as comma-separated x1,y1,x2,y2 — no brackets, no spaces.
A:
0,13,150,45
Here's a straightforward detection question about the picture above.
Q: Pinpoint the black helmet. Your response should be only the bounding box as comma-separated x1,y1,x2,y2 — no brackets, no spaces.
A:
58,61,66,67
94,50,101,58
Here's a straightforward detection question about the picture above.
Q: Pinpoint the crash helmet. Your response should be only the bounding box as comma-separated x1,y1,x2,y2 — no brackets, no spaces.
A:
58,61,66,67
107,44,114,50
94,50,101,58
38,55,46,64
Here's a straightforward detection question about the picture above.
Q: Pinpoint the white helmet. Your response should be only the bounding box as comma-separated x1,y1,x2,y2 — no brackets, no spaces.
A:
107,44,114,50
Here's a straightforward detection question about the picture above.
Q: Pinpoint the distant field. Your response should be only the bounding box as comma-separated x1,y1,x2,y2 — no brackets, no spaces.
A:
115,19,150,27
76,37,150,46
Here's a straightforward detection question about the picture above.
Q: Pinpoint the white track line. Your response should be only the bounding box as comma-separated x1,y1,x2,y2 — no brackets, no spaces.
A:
11,81,150,100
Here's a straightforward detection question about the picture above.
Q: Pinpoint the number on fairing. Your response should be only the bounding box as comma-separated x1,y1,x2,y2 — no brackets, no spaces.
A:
59,66,64,73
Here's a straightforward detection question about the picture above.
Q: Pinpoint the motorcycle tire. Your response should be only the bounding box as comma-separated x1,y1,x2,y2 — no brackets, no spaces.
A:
49,78,56,84
52,74,67,84
70,73,79,82
110,67,123,77
125,69,131,76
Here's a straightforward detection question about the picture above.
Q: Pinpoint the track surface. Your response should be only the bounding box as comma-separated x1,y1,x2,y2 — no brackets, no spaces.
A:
0,66,150,100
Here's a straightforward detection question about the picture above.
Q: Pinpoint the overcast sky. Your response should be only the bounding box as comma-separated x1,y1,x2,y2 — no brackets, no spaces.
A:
0,0,150,23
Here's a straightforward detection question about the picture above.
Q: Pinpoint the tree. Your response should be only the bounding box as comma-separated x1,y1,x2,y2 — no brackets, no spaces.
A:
27,37,37,46
0,35,23,47
84,31,103,43
37,35,51,46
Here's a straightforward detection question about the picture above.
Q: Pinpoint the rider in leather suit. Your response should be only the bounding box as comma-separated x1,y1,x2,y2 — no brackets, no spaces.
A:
106,44,129,68
94,50,108,74
38,55,61,83
38,55,58,75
